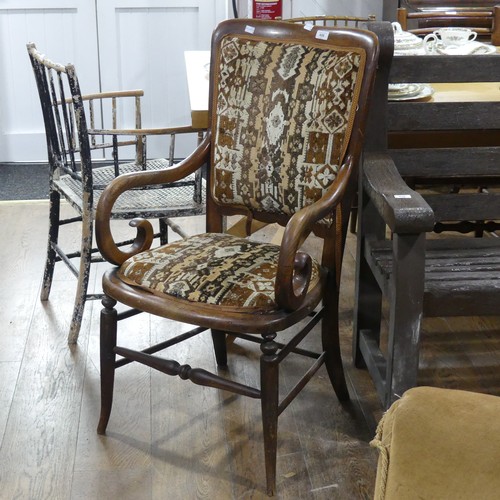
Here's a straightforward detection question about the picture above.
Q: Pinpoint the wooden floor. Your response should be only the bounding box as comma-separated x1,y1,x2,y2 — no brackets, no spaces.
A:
1,200,499,499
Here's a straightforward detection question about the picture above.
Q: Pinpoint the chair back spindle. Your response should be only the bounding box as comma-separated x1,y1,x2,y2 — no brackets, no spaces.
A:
284,15,376,28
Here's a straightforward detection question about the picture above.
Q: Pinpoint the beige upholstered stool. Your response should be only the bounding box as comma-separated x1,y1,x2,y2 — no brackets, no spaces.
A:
371,386,500,500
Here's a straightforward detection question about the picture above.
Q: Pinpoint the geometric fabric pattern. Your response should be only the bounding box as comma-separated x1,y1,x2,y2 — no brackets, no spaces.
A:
211,35,365,225
117,233,320,310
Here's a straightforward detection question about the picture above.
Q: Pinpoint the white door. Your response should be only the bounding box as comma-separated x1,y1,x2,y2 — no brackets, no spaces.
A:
0,0,100,161
0,0,227,162
96,0,227,157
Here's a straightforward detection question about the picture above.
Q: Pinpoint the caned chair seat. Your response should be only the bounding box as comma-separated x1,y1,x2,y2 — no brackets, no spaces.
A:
57,163,205,218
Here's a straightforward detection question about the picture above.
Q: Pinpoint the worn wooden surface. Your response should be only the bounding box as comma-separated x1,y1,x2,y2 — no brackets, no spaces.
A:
0,200,499,498
354,21,500,408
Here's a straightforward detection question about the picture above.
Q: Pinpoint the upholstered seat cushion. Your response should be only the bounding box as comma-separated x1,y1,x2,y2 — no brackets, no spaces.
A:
371,386,500,500
117,233,320,310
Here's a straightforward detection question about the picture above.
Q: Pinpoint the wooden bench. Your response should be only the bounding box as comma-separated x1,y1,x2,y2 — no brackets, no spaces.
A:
353,21,500,408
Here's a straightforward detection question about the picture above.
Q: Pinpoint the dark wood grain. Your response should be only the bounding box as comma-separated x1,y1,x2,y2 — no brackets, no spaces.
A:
355,21,500,408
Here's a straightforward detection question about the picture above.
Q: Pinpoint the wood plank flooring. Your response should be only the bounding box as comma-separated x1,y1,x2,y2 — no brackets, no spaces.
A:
0,200,499,499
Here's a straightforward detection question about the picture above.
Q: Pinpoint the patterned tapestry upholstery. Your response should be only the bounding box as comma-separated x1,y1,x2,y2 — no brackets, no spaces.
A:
118,233,321,309
212,35,365,223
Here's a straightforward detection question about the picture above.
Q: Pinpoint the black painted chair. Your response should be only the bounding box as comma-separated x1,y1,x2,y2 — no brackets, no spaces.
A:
27,43,205,343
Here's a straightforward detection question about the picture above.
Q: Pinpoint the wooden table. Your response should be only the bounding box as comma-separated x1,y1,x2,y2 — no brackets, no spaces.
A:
184,51,210,129
184,49,500,128
431,82,500,102
184,51,500,234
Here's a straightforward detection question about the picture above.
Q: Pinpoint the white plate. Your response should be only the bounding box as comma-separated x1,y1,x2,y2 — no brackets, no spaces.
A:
435,41,496,55
388,85,434,101
394,47,426,56
388,83,423,98
395,42,496,56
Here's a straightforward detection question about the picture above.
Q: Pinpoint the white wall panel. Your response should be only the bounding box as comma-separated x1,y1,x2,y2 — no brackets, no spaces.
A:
0,2,99,161
237,0,382,23
97,0,227,157
1,0,227,161
291,0,382,19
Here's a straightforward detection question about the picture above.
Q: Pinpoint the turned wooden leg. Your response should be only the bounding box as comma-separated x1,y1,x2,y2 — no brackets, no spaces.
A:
211,329,227,367
97,295,118,435
40,189,60,302
260,332,279,496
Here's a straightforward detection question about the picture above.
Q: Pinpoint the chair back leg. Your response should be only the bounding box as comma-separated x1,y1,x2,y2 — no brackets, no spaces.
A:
211,329,228,366
322,280,349,401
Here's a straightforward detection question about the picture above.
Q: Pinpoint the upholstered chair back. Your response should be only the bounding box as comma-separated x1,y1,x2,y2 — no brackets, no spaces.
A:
211,35,366,224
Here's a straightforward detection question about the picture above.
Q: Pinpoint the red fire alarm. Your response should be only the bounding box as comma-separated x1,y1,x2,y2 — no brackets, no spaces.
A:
252,0,282,20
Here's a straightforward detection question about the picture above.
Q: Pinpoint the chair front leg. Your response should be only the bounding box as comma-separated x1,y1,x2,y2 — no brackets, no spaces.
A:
97,295,118,435
260,332,279,497
385,233,425,408
67,209,93,344
40,188,61,301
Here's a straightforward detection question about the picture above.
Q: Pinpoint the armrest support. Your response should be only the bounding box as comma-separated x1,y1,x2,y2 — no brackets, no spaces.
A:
274,156,354,311
64,89,144,105
363,152,435,234
88,125,205,136
95,132,211,266
88,125,205,169
79,89,144,101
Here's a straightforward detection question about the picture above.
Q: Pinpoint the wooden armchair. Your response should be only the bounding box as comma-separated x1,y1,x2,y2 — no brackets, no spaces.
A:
353,21,500,409
94,19,379,495
397,6,500,44
27,43,205,344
